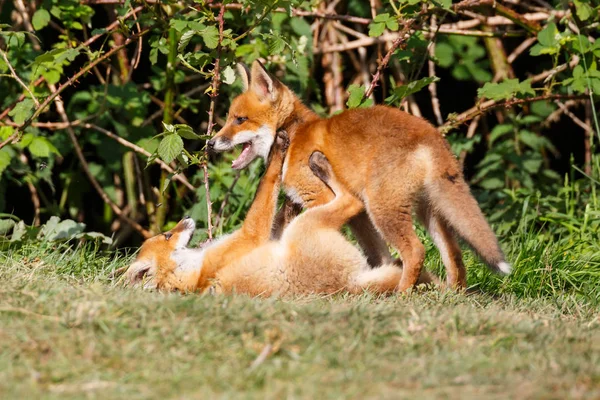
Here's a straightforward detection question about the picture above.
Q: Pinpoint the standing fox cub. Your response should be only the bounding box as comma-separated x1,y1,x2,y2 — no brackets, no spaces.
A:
207,61,511,290
126,133,434,295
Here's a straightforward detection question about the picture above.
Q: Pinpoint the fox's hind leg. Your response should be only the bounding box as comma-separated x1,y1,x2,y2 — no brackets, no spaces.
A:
288,152,363,232
363,173,426,292
416,199,466,289
348,212,393,267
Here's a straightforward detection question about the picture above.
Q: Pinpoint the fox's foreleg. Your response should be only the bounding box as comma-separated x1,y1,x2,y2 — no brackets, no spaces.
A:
238,131,289,243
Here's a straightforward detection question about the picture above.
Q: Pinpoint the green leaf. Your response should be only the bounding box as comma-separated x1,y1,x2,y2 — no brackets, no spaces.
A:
346,84,366,108
479,177,504,190
573,0,593,21
268,35,286,55
530,23,559,56
201,26,219,49
175,124,200,140
386,76,439,104
477,79,534,101
537,23,558,47
28,137,59,158
179,30,196,52
158,134,184,164
435,42,454,68
8,98,35,124
32,9,51,30
222,65,236,85
489,124,513,145
40,217,86,241
368,22,385,37
0,219,15,235
0,149,11,175
0,126,13,140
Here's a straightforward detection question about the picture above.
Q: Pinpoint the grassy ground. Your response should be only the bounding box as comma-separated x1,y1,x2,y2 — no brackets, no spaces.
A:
1,241,599,400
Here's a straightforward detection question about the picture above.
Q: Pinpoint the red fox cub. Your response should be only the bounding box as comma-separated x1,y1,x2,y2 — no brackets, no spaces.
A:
125,133,434,295
207,60,511,291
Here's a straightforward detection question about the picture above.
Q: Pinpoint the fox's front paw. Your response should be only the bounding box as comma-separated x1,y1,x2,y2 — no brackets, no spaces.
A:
275,130,290,153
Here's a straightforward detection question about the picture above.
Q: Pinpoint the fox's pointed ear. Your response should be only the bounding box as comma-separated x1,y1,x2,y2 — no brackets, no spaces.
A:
236,63,251,92
250,60,278,102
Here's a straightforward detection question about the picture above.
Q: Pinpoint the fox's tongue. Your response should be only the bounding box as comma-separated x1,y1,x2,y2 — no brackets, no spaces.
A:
232,143,252,170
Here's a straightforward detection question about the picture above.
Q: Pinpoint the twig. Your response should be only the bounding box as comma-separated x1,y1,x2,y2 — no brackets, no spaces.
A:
83,123,195,191
427,16,443,125
364,16,421,99
555,100,594,135
441,94,588,132
529,56,579,84
460,116,480,166
201,5,225,241
50,85,152,239
0,49,39,107
0,132,18,149
507,36,537,64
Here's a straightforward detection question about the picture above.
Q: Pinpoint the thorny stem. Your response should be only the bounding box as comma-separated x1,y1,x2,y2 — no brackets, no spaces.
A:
440,94,589,133
202,5,225,241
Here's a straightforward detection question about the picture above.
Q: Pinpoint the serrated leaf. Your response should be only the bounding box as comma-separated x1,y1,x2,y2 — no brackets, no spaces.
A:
268,36,286,55
201,26,219,49
32,9,50,30
179,30,196,52
8,98,35,125
175,124,200,139
222,65,235,85
477,78,534,101
158,134,184,163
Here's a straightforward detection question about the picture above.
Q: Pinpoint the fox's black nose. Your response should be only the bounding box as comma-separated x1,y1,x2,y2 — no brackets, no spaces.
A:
207,138,216,149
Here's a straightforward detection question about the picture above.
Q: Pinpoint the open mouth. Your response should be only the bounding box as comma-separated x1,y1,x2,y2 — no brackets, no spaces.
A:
231,141,257,170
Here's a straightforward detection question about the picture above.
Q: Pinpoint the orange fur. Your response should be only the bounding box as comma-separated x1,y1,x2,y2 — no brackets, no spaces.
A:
125,139,436,296
209,61,511,290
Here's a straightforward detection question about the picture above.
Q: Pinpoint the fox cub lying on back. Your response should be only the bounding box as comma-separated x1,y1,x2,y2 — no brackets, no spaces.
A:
126,132,433,296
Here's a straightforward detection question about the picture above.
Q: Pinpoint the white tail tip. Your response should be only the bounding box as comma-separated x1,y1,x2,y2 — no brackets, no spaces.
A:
498,261,512,275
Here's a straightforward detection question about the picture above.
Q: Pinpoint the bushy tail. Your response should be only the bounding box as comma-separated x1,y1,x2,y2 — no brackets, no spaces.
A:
426,175,511,275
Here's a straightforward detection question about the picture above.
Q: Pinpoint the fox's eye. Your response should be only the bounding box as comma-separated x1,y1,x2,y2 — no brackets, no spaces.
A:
235,116,248,125
164,232,173,241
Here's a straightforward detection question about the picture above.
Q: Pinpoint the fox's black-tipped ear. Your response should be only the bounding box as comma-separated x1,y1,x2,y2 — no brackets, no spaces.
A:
236,63,251,91
250,60,278,102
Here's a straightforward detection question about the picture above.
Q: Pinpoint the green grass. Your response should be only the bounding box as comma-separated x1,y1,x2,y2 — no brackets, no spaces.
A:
1,240,600,399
